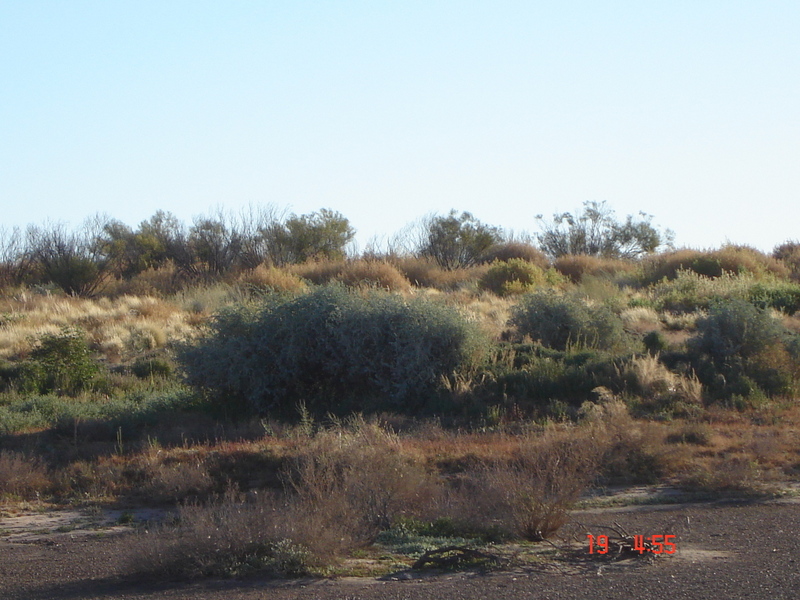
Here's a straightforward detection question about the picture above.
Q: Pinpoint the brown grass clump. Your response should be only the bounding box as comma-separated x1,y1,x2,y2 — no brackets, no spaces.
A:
554,254,638,283
644,245,790,283
102,264,184,297
391,257,487,290
641,248,705,282
284,421,436,543
773,240,800,281
0,451,50,499
622,354,703,416
291,259,411,291
465,429,602,540
0,292,196,363
236,264,307,293
126,489,338,579
715,245,788,278
479,242,550,269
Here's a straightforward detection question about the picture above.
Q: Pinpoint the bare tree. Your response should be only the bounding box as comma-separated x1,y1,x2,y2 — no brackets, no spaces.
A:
26,217,114,296
536,201,672,259
0,226,31,287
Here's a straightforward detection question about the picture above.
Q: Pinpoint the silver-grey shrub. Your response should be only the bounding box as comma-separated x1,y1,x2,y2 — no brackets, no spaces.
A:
179,285,490,415
510,290,630,352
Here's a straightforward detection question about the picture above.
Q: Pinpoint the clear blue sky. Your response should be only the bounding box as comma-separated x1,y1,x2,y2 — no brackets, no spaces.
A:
2,1,799,252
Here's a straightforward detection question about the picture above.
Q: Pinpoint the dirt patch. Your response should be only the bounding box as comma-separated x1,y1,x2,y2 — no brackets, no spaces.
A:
0,506,167,543
2,493,800,599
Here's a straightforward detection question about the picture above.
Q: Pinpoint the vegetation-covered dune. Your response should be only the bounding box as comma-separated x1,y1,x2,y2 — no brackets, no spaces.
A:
2,202,800,578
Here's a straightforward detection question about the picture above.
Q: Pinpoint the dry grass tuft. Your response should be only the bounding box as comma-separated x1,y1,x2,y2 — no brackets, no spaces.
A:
291,259,411,291
622,354,703,415
479,242,550,269
391,257,487,290
644,245,790,283
235,264,307,293
284,421,436,543
126,489,337,579
0,451,50,499
467,429,603,540
554,255,638,283
0,292,196,362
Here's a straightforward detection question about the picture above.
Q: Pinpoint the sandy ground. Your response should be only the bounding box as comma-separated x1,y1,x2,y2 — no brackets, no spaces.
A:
2,495,800,599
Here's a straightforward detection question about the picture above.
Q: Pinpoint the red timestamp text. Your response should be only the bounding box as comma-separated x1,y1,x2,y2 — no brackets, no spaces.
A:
587,534,677,555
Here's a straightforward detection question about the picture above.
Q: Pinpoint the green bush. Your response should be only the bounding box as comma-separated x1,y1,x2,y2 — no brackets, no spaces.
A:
132,356,173,379
643,330,668,355
4,328,105,396
478,344,628,410
178,285,490,416
747,282,800,315
688,299,799,399
510,291,631,352
478,259,547,296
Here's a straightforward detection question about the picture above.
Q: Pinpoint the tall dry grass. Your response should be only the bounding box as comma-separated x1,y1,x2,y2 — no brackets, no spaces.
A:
0,292,197,362
391,257,488,290
0,451,50,499
643,245,790,283
291,259,411,291
554,254,639,283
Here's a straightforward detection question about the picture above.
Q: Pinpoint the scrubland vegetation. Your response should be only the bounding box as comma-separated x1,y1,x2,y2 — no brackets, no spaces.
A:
2,202,800,578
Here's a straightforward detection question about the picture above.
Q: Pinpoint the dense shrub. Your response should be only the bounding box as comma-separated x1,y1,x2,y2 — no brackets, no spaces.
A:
688,298,799,399
478,259,548,296
651,270,800,315
179,285,490,416
747,282,800,315
482,346,627,409
510,291,631,352
642,330,668,355
132,356,173,379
